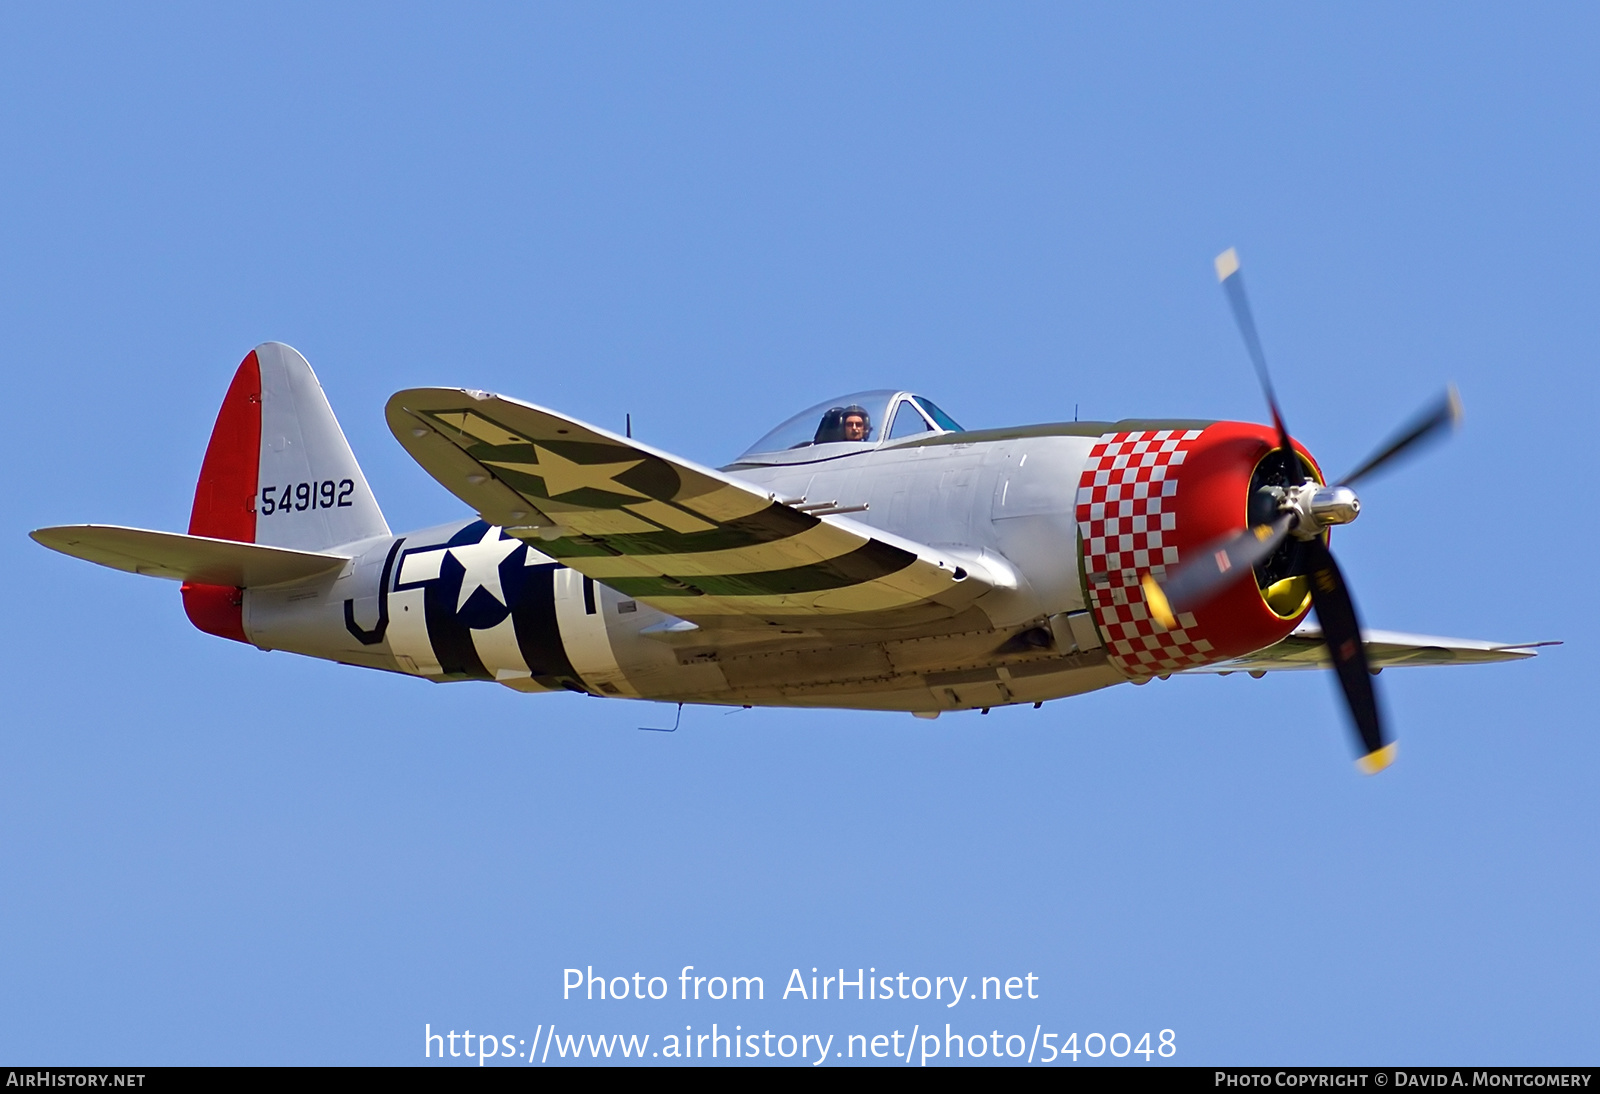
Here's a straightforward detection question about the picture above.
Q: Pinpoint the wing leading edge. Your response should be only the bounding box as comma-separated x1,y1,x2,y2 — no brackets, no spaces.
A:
386,388,994,630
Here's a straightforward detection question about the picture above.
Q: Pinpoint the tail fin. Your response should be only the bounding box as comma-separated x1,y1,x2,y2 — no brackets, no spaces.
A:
189,342,389,549
184,343,388,640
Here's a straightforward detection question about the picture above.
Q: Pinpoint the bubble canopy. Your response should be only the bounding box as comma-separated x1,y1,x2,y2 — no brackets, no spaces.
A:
736,390,965,463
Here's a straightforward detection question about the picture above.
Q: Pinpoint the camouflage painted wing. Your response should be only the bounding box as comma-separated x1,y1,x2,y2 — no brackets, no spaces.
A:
386,388,990,630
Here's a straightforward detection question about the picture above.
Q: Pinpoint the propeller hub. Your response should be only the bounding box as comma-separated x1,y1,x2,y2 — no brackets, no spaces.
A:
1309,485,1361,527
1277,482,1361,538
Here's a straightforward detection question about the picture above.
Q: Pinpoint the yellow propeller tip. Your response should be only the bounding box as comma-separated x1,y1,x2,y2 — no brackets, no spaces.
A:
1141,573,1177,631
1214,248,1240,282
1446,383,1464,426
1356,742,1398,775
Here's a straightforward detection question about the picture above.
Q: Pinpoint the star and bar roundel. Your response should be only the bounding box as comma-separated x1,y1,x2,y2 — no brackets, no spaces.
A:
389,520,583,687
385,389,988,628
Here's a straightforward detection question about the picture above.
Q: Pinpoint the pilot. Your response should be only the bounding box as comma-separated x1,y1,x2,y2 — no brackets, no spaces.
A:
814,404,873,444
840,405,871,441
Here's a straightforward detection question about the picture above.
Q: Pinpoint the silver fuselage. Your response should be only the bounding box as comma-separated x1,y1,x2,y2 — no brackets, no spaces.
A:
245,433,1126,713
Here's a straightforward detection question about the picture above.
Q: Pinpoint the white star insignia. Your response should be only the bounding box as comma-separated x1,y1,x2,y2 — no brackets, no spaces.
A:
449,525,523,610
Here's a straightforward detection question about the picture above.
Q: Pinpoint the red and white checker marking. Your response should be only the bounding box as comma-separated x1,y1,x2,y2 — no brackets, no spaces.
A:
1075,430,1216,679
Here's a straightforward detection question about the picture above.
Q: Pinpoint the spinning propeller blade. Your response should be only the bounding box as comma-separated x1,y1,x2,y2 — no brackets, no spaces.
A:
1142,515,1294,630
1303,538,1395,774
1338,385,1462,487
1215,248,1301,484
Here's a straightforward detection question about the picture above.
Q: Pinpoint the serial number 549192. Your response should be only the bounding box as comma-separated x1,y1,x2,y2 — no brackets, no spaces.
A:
260,479,355,515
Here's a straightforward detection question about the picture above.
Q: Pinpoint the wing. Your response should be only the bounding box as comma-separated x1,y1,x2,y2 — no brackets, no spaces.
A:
31,525,348,586
386,388,993,630
1182,624,1557,674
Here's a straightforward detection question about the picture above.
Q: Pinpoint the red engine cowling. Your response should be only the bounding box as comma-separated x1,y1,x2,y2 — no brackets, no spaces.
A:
1074,423,1323,680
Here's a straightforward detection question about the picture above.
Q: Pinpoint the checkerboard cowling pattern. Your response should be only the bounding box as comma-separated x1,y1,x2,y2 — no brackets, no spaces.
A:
1075,430,1217,679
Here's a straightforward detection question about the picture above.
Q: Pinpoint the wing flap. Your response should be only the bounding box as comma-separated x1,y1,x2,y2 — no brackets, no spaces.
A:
1182,624,1556,674
386,388,990,629
31,525,349,586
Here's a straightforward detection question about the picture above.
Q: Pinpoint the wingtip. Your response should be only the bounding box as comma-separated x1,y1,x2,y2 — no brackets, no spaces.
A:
1356,742,1398,775
1494,639,1561,653
27,525,94,551
1214,247,1240,282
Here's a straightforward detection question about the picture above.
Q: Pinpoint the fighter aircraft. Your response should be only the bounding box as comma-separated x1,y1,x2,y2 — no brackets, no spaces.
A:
31,251,1547,773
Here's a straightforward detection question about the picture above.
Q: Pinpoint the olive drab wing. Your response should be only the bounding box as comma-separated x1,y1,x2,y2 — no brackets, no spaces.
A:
385,388,1000,632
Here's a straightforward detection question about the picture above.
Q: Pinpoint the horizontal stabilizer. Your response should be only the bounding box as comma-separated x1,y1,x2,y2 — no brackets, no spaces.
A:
1181,625,1557,675
31,525,348,586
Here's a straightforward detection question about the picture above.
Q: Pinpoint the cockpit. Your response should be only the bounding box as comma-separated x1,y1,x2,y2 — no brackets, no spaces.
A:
735,390,965,465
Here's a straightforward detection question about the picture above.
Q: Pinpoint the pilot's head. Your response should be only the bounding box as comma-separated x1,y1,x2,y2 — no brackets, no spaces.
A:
841,405,870,441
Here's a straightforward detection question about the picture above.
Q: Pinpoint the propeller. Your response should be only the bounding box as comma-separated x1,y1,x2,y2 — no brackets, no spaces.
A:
1144,248,1458,774
1336,384,1462,488
1301,537,1394,775
1142,515,1293,632
1216,248,1301,485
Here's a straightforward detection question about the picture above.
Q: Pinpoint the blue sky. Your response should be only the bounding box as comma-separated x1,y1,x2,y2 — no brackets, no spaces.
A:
2,3,1594,1065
